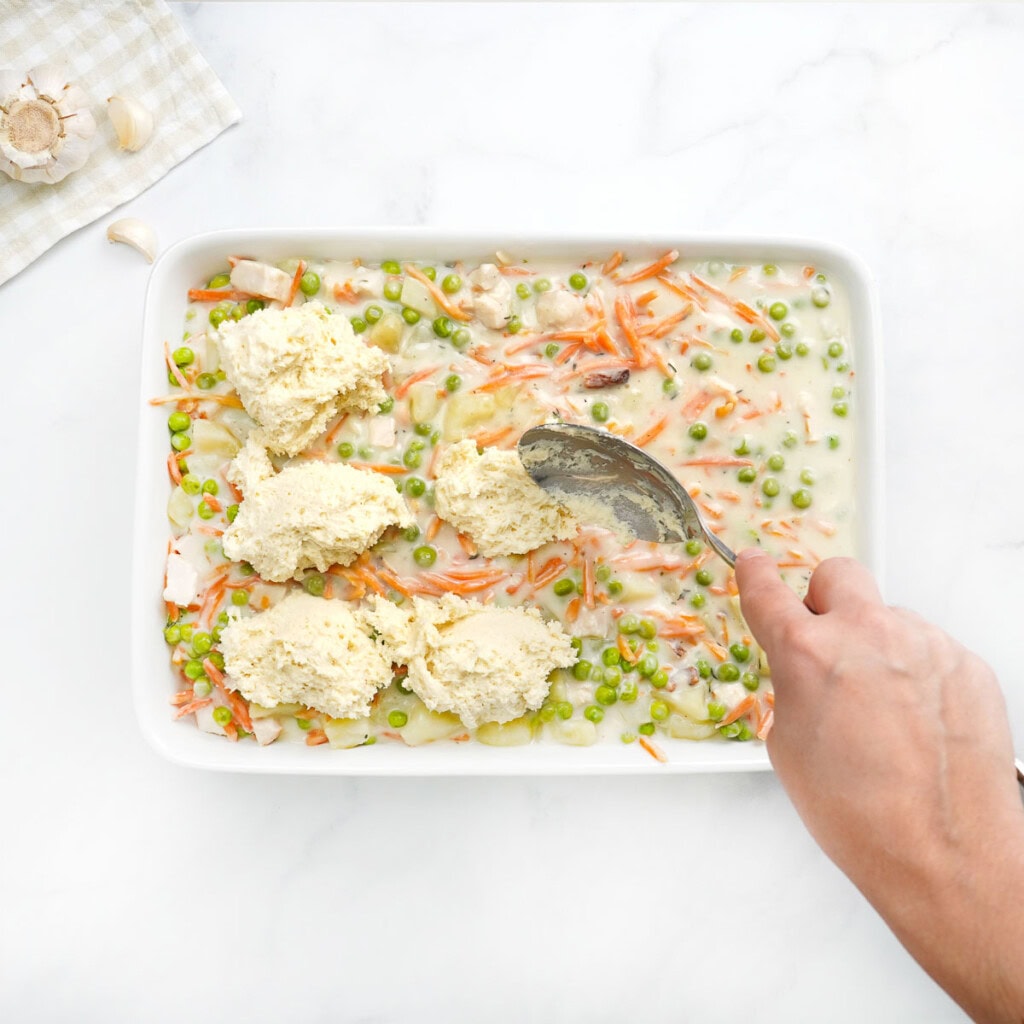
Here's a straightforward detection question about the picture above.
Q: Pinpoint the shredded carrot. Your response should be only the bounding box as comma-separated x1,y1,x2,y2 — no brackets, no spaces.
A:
426,515,443,542
703,639,730,662
691,273,780,341
680,390,714,419
582,554,596,609
756,706,774,740
728,266,749,282
554,341,584,366
174,698,213,719
348,462,407,475
457,532,478,558
304,729,329,746
504,333,546,356
617,634,640,665
323,413,349,446
470,425,516,448
565,596,581,623
532,557,566,589
394,364,441,399
618,249,679,285
187,288,250,303
682,456,753,468
635,288,659,307
656,273,708,310
639,736,668,763
614,294,647,366
165,600,179,622
637,304,692,339
474,365,551,392
285,260,306,307
404,264,472,322
633,415,669,448
332,281,358,304
164,342,191,390
803,265,816,279
602,250,625,275
721,694,756,727
166,451,184,485
497,265,532,276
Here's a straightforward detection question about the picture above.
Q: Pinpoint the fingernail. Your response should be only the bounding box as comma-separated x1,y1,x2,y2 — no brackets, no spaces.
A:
735,548,766,563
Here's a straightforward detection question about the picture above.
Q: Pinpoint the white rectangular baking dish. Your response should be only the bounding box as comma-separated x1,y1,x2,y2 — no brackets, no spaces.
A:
131,229,883,774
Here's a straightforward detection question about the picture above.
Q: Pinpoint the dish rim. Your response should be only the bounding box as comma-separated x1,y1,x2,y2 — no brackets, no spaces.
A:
131,228,884,775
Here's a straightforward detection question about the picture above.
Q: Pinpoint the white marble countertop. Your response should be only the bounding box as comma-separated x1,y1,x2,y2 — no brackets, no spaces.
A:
2,3,1021,1020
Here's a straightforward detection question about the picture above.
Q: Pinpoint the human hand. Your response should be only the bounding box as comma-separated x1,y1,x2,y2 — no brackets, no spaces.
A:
735,549,1024,1024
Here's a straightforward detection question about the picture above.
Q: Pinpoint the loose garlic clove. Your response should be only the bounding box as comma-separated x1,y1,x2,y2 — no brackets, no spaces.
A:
107,95,154,152
0,65,95,184
107,218,158,263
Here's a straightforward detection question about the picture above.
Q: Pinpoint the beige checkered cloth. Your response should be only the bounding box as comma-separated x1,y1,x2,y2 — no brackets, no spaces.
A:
0,0,240,286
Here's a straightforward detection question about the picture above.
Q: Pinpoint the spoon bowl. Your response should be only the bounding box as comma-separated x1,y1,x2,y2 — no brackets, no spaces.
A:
517,422,736,567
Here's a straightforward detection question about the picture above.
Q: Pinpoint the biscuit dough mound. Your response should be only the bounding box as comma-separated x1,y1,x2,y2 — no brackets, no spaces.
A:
433,440,578,557
216,301,389,456
369,594,577,728
222,444,413,582
219,592,391,720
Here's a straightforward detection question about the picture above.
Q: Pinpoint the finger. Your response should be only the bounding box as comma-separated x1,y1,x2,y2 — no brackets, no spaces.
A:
734,548,810,652
803,557,883,616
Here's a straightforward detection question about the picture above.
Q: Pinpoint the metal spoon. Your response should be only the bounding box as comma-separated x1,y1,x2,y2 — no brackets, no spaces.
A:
517,422,736,567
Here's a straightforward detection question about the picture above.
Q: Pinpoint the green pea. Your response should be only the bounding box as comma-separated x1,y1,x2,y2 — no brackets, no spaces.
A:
209,308,227,328
170,432,191,452
690,593,706,609
776,342,793,360
800,468,815,486
212,706,232,726
402,307,421,325
246,299,265,315
350,316,368,334
795,342,809,357
734,437,751,456
791,488,813,509
762,263,778,276
692,352,712,372
230,589,249,606
516,282,531,300
365,304,383,324
696,659,711,679
184,659,204,681
192,680,213,699
601,647,621,668
832,401,849,418
405,477,427,499
573,660,593,681
685,539,702,556
591,402,609,423
179,624,194,642
695,568,713,587
780,322,796,338
662,378,678,395
827,341,844,358
637,653,659,678
757,353,776,373
378,397,395,415
742,672,760,692
555,701,574,720
716,663,741,682
422,267,436,281
381,708,408,729
402,449,422,469
452,328,471,349
381,260,402,275
193,633,214,659
737,467,757,484
595,685,618,706
383,279,402,302
303,573,326,597
607,580,623,597
720,722,742,739
568,272,587,291
441,273,462,294
168,411,191,433
730,328,744,343
761,477,780,498
638,619,657,640
207,273,231,289
196,372,218,390
172,346,194,367
767,453,784,471
533,278,552,293
749,327,766,343
164,625,182,645
553,578,575,597
539,703,557,723
651,669,669,689
229,304,246,322
337,442,354,459
425,315,452,340
595,564,612,583
812,287,831,308
782,431,799,449
544,343,559,358
618,614,640,635
584,705,605,724
413,545,437,567
827,434,840,450
226,504,239,523
688,421,708,441
402,524,420,543
638,721,655,736
238,562,255,577
650,700,669,722
619,681,639,705
706,701,726,722
769,301,788,321
729,643,750,663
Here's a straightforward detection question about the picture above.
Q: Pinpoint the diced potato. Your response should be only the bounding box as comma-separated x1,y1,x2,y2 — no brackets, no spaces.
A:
614,575,659,603
408,381,441,424
547,717,597,746
663,684,711,722
249,701,305,720
758,648,771,676
400,705,466,746
442,392,497,441
324,716,373,749
277,717,309,743
167,486,193,531
400,275,436,317
191,418,241,459
219,407,257,445
667,714,717,740
547,678,569,703
369,311,404,353
476,717,534,747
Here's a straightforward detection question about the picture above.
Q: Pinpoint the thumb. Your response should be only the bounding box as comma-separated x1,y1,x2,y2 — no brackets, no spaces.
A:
734,548,809,655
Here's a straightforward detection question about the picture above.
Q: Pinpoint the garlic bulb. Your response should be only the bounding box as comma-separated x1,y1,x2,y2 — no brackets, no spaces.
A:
0,65,95,184
107,95,154,152
107,218,158,263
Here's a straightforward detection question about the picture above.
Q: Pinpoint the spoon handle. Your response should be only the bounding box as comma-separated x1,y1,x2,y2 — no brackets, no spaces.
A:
1017,758,1024,792
705,529,736,569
